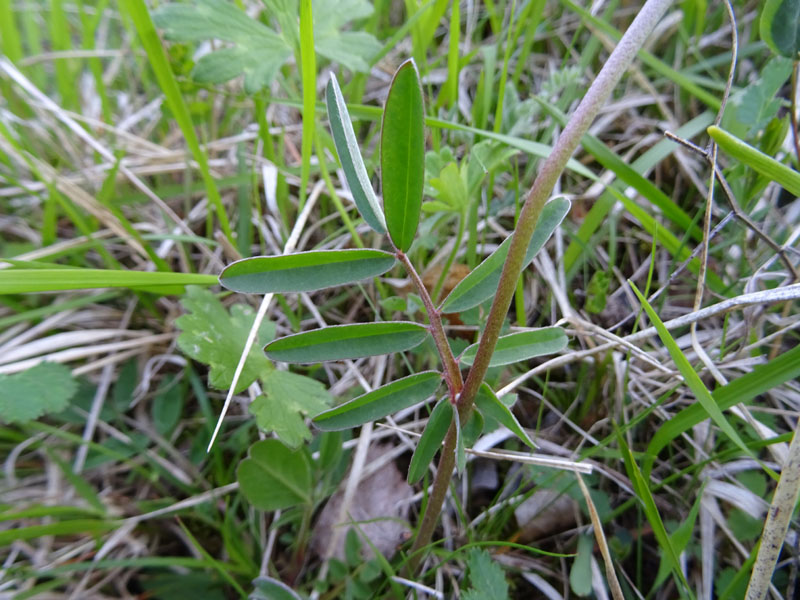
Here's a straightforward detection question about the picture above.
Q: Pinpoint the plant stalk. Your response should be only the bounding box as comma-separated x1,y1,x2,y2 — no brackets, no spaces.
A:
397,250,464,397
408,0,675,571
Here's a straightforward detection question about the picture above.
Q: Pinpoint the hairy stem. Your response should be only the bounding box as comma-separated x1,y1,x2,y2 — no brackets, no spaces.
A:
408,0,675,571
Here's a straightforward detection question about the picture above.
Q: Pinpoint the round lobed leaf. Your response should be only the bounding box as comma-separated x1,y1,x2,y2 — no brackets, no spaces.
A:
237,439,312,511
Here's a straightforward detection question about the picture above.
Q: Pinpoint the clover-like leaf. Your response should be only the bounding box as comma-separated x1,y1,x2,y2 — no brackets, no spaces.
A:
237,439,312,511
760,0,800,59
153,0,292,93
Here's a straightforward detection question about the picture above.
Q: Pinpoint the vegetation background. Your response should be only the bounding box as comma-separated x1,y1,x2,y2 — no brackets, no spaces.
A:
1,0,799,598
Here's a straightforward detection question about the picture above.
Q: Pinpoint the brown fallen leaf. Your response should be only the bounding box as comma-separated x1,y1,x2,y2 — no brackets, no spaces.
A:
312,445,414,560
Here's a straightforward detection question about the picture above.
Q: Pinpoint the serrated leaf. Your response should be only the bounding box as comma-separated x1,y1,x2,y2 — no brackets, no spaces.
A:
312,0,381,71
0,363,78,424
326,74,386,233
408,400,453,484
251,370,333,448
441,197,570,313
760,0,800,58
176,286,275,392
381,59,425,252
237,439,312,511
463,548,510,600
153,0,380,93
265,322,428,363
460,327,568,368
219,249,395,294
474,384,536,449
427,162,468,213
153,0,292,93
313,371,440,431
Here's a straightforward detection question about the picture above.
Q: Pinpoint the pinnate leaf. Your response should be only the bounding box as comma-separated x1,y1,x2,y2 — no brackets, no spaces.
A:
408,400,453,484
237,439,312,511
251,370,333,448
265,322,428,363
326,74,386,234
176,286,275,392
381,59,425,252
460,327,568,368
219,249,395,294
441,197,570,313
313,371,440,431
463,548,510,600
0,363,78,424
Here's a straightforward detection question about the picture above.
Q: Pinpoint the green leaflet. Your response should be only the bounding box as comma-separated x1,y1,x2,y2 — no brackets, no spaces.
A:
460,327,568,368
264,321,429,363
475,384,536,449
219,249,395,294
313,371,441,431
326,74,386,233
407,400,453,484
708,125,800,197
441,197,570,313
760,0,800,58
381,59,425,252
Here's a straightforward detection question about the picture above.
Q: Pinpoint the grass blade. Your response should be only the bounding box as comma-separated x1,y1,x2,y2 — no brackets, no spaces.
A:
0,269,216,294
630,282,753,460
